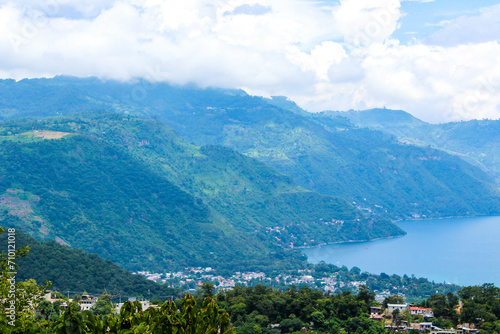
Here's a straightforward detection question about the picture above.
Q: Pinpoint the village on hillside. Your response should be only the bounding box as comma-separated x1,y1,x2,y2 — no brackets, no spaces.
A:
35,267,481,333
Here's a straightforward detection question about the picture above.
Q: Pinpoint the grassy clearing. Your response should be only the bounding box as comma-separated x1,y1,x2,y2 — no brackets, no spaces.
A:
32,130,72,139
0,130,73,142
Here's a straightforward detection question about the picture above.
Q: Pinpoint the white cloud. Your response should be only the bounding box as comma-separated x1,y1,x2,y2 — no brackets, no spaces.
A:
299,41,500,123
425,4,500,46
403,0,434,3
332,0,402,46
0,0,499,123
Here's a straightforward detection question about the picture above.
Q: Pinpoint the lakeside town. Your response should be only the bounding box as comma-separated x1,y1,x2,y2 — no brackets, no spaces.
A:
134,267,396,300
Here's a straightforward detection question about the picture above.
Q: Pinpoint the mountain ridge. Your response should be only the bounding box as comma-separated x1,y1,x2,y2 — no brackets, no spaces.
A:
1,76,498,220
0,113,402,271
323,108,500,185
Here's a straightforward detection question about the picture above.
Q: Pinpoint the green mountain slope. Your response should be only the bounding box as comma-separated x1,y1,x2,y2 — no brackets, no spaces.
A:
328,109,500,185
0,230,179,300
0,76,497,220
0,114,401,271
0,129,230,271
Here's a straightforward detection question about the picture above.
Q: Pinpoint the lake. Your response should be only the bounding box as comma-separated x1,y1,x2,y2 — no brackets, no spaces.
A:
302,216,500,286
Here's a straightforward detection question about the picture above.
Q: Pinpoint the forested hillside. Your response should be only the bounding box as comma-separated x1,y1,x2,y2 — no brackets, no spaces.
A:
1,77,497,219
326,109,500,185
0,231,180,300
0,114,401,271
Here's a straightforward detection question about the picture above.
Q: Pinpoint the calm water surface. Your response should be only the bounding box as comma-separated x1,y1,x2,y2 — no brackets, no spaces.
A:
302,216,500,286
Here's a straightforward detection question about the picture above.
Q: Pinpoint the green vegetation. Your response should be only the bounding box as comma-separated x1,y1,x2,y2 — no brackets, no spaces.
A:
309,262,461,302
0,78,498,334
407,284,500,333
327,108,500,186
0,230,180,300
215,284,384,334
0,227,495,333
458,284,500,332
0,128,231,271
1,293,234,334
0,114,402,272
1,76,497,220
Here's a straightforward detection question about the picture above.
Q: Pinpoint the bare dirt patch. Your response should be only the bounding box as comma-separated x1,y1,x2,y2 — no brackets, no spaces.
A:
0,195,34,218
55,236,70,246
33,130,72,140
1,190,41,220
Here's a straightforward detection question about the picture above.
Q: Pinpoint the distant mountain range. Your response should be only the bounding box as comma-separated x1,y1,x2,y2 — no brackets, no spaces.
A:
1,76,497,219
0,76,498,272
325,108,500,185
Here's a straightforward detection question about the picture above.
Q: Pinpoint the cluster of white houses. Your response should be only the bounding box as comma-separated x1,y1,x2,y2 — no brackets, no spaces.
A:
42,291,155,314
42,292,98,311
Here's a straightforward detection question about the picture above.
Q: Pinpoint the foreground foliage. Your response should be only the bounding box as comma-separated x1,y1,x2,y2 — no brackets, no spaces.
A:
0,230,181,301
0,295,233,334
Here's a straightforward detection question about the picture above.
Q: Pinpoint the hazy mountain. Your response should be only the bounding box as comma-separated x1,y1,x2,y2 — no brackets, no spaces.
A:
327,109,500,185
1,76,498,221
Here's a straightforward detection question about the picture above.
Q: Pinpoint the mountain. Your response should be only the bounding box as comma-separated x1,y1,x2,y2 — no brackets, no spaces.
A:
0,76,498,221
328,109,500,185
0,114,401,272
323,108,427,133
0,230,179,300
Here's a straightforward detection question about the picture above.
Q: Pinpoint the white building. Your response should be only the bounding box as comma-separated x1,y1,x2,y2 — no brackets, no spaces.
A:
410,306,434,317
79,295,98,311
115,299,151,313
387,303,408,313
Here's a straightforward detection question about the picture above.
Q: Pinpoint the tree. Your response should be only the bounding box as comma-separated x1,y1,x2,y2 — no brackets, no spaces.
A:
357,285,375,305
0,227,51,332
279,316,302,333
151,298,162,306
350,266,361,275
346,316,384,334
38,300,58,321
201,282,215,298
91,293,113,317
392,308,402,329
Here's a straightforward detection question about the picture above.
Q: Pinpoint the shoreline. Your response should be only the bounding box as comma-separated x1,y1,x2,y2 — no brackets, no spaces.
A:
392,214,491,224
299,215,500,286
296,233,406,250
300,214,499,250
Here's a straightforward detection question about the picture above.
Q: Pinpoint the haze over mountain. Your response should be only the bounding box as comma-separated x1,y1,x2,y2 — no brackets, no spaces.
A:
1,1,500,122
1,77,497,221
327,108,500,184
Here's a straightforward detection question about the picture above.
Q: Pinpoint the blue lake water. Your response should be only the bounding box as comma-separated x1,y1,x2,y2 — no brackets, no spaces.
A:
302,216,500,286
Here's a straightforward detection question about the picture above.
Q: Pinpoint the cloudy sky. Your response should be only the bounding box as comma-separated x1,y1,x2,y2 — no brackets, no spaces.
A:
1,0,499,123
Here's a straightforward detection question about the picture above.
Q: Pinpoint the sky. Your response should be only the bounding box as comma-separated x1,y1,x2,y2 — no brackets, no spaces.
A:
0,0,499,123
